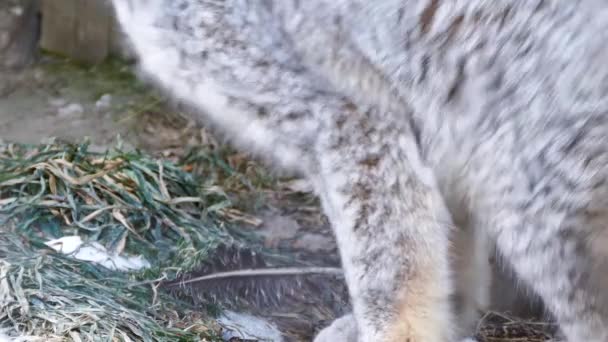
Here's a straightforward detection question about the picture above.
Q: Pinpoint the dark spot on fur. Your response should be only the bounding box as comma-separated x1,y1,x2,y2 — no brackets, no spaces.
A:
285,111,305,120
255,60,270,68
335,115,347,129
347,182,375,231
445,57,467,103
397,8,405,23
354,202,373,232
418,54,430,83
591,177,606,190
409,117,423,148
473,10,484,23
534,0,546,13
498,6,513,30
257,106,269,117
334,15,342,26
343,101,358,112
567,268,578,282
359,155,381,168
488,71,504,90
329,135,347,150
420,0,440,35
446,14,465,41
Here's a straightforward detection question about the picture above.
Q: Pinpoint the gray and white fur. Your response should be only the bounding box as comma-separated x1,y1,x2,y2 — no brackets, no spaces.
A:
111,1,608,341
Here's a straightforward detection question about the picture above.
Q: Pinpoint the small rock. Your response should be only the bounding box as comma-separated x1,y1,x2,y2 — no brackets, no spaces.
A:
57,103,84,118
280,178,313,193
95,94,112,111
9,6,23,17
48,97,67,107
33,69,45,82
69,118,87,128
0,80,16,97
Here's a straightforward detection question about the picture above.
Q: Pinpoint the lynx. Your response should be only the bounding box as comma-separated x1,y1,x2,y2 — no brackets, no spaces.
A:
111,1,608,341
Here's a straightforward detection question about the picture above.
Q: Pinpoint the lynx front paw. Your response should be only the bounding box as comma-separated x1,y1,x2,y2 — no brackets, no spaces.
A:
314,314,358,342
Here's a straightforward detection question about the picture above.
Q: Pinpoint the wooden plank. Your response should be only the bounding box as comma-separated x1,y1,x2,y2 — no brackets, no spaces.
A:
73,0,112,63
40,0,77,59
40,0,112,64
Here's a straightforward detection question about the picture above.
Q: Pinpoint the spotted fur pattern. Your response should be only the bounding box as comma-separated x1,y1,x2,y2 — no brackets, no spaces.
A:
111,1,608,341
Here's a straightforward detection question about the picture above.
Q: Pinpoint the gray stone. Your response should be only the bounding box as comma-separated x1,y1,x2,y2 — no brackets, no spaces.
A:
95,94,112,111
57,103,84,118
48,97,67,108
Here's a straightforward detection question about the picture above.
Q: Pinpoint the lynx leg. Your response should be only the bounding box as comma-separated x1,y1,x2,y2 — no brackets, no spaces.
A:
483,154,608,341
313,313,483,342
312,104,457,342
488,210,608,341
314,223,491,342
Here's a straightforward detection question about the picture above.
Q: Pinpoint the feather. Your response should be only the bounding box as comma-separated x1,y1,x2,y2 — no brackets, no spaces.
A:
167,267,343,287
162,244,346,308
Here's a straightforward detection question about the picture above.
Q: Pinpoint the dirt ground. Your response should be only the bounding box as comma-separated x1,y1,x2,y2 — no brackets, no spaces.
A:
0,55,349,341
1,59,133,148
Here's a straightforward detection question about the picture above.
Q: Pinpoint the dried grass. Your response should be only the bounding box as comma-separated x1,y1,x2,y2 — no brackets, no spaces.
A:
0,231,220,341
474,311,559,342
0,141,269,341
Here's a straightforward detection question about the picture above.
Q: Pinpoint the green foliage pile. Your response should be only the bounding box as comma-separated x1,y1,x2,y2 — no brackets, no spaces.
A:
0,141,267,341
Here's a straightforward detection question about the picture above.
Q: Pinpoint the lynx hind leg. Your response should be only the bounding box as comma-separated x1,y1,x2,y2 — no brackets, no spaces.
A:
312,102,458,342
492,213,608,341
110,0,332,175
486,173,608,341
313,314,482,342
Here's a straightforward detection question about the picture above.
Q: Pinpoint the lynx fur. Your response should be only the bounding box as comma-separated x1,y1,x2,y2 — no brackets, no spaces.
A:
111,1,608,341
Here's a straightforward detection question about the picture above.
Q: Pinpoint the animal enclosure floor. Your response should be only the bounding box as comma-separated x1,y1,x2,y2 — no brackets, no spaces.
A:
0,57,562,342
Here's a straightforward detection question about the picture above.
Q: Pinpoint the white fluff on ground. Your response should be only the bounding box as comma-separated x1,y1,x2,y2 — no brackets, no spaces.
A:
45,236,150,271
